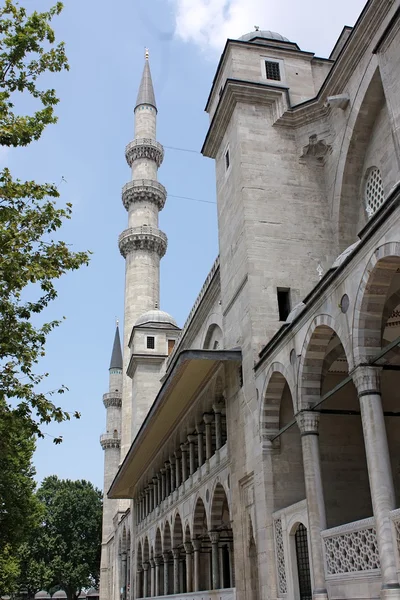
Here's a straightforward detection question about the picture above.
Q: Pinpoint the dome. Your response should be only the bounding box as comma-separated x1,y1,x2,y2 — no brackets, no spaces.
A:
85,589,99,597
35,593,50,600
134,309,178,328
286,302,306,324
239,30,290,43
52,592,67,599
332,241,360,269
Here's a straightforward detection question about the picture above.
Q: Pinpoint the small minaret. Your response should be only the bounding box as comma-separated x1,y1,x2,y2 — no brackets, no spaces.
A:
100,325,122,600
119,50,168,458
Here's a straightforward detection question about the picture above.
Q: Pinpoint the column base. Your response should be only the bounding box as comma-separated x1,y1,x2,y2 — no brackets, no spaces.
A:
312,589,328,600
381,584,400,600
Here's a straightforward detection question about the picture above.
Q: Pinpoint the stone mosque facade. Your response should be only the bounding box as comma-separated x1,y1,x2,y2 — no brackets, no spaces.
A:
99,2,400,600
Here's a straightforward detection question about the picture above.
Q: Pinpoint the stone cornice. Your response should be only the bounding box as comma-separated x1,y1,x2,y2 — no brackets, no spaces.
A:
125,138,164,168
118,226,167,258
103,392,122,409
202,79,289,158
100,433,121,450
122,180,167,212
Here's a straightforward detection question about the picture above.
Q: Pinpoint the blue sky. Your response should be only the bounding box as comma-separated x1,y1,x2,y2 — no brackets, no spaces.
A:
5,0,366,491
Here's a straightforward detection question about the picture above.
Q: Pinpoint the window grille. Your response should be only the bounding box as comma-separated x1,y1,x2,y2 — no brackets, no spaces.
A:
295,524,312,600
364,167,384,217
265,61,281,81
147,336,155,349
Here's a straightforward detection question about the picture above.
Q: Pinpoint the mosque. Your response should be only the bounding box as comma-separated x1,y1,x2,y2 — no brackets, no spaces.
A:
99,1,400,599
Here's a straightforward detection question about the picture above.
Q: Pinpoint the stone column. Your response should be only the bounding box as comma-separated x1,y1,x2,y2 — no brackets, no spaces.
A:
227,541,234,587
157,474,161,506
188,434,197,475
121,551,127,600
174,451,181,488
148,483,153,513
162,552,169,595
152,478,158,508
149,558,155,597
213,406,222,450
145,488,149,517
136,567,143,599
165,462,171,497
154,557,161,597
184,542,193,593
139,495,143,522
196,424,204,467
170,456,176,492
143,562,149,598
172,548,180,594
180,443,188,482
352,366,400,598
210,532,220,590
160,468,166,501
296,411,327,600
204,413,213,459
192,539,201,592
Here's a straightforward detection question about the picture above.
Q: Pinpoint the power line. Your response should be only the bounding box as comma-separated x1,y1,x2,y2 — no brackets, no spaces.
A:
163,144,201,154
169,194,216,205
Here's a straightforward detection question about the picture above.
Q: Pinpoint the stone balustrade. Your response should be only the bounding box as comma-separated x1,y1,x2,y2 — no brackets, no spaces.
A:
102,391,122,408
122,179,167,211
118,226,167,258
322,517,380,575
100,432,121,450
125,138,164,168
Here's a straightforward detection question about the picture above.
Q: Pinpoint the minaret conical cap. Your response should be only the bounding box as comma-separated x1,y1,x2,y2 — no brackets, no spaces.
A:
109,325,123,370
135,54,157,111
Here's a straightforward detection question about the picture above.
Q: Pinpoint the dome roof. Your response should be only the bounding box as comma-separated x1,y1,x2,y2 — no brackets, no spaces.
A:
52,592,67,599
239,30,290,43
332,241,360,269
134,309,178,328
85,589,99,597
35,593,50,600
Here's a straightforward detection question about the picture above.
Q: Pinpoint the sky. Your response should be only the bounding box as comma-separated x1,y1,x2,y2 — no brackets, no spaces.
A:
5,0,367,491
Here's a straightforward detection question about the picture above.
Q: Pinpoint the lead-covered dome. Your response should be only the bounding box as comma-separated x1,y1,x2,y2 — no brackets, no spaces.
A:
239,30,290,43
135,309,178,328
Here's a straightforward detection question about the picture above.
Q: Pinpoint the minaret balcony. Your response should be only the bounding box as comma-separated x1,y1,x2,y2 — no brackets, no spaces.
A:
103,392,122,409
118,226,167,258
122,180,167,212
100,432,121,450
125,138,164,168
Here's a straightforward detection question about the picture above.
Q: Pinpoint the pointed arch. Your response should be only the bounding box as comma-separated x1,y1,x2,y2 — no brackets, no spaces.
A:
172,512,184,548
192,496,208,538
154,528,162,556
210,482,230,531
163,520,171,552
143,537,150,563
260,362,296,442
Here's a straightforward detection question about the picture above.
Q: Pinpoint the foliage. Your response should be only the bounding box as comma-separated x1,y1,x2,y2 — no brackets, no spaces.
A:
0,0,90,441
0,403,42,593
35,477,103,600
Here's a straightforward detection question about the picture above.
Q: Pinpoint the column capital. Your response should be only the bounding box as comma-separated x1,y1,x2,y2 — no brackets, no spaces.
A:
143,561,150,571
164,460,170,469
296,410,320,435
209,531,220,544
184,541,193,554
137,567,143,574
157,472,161,480
148,481,153,489
187,434,197,443
196,423,205,434
174,449,181,459
170,455,176,465
172,547,180,559
160,467,166,474
203,412,214,424
213,402,225,414
162,551,169,562
351,365,382,396
149,558,155,568
152,476,158,485
154,556,162,566
192,538,202,551
180,442,188,453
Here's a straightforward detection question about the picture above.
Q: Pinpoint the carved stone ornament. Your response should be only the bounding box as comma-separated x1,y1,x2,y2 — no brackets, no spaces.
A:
122,179,167,211
100,433,121,450
296,410,320,435
118,226,167,258
103,392,122,408
125,138,164,168
300,134,332,161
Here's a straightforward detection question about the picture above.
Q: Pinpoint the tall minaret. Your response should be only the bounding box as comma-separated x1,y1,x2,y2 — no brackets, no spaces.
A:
100,325,123,600
119,50,167,459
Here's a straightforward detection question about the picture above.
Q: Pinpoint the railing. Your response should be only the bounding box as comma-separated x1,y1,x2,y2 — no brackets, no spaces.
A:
150,588,235,600
391,508,400,570
322,517,380,575
119,226,168,245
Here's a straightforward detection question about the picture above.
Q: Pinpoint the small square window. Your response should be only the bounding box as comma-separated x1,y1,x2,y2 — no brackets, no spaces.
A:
146,336,155,349
225,148,230,170
277,288,291,321
265,61,281,81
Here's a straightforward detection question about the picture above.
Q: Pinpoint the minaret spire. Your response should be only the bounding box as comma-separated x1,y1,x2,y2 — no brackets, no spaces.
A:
135,50,157,111
109,324,122,370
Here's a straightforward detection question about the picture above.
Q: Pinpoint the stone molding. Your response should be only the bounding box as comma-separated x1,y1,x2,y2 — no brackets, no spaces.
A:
103,392,122,408
351,365,382,395
296,410,320,435
100,432,121,450
122,179,167,212
125,138,164,168
118,226,167,258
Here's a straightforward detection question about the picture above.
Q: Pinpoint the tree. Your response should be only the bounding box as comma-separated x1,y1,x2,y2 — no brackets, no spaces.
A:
33,477,102,600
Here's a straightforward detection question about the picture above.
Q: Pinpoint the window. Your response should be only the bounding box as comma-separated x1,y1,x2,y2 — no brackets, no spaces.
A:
265,60,281,81
364,166,385,217
167,339,175,355
225,148,230,170
295,524,312,600
146,336,155,349
277,288,291,321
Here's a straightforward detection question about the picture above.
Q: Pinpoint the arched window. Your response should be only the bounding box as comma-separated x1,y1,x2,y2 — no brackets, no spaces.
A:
294,523,311,600
364,167,384,217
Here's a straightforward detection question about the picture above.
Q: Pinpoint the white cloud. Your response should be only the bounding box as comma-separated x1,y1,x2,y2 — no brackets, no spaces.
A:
171,0,366,57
